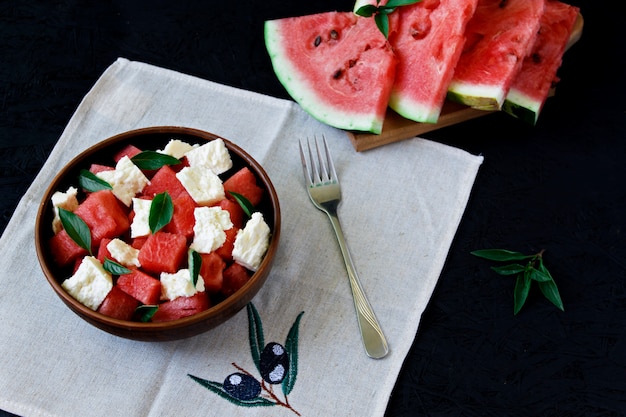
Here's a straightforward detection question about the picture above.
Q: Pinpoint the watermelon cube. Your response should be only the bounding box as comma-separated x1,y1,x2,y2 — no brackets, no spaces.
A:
138,231,188,274
199,252,225,294
117,269,162,305
97,285,140,321
221,262,251,298
89,164,114,175
113,144,142,163
164,193,197,238
223,167,263,207
151,292,210,322
96,238,113,264
74,190,130,247
49,229,89,268
215,227,238,262
141,165,190,200
217,198,245,229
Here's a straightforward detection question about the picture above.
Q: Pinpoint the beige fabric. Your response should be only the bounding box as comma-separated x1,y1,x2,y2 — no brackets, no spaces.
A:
0,58,483,417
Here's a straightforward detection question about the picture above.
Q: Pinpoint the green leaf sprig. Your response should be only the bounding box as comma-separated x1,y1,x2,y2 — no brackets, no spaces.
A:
471,248,564,315
149,192,173,233
188,248,202,287
103,258,132,275
130,150,181,171
355,0,423,38
78,169,112,192
58,208,92,255
228,191,254,218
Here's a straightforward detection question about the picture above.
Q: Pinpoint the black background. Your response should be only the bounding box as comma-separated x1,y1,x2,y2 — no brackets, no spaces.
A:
1,1,625,416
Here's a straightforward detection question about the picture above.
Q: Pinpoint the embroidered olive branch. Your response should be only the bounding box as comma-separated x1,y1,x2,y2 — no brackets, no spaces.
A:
471,248,564,315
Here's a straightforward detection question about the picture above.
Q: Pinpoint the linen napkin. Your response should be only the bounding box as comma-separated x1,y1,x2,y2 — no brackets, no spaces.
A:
0,58,483,417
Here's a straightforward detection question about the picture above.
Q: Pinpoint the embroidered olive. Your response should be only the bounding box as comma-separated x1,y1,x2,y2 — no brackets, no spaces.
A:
260,342,289,384
223,372,261,401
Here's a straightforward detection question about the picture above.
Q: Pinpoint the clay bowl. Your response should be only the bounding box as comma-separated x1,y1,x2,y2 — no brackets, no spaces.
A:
35,126,280,341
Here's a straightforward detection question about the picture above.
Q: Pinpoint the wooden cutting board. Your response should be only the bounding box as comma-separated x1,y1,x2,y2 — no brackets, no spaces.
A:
346,13,584,152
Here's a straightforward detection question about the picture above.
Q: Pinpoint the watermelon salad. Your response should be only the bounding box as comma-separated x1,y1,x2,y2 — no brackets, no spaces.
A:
46,136,272,323
265,0,581,132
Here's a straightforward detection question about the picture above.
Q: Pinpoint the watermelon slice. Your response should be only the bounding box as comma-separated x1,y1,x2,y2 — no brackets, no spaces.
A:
447,0,545,110
502,0,580,124
265,11,396,134
382,0,479,123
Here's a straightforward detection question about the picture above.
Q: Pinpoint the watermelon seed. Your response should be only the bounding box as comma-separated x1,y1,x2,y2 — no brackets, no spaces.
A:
532,53,542,64
330,29,338,40
348,59,356,68
314,36,321,47
332,69,343,79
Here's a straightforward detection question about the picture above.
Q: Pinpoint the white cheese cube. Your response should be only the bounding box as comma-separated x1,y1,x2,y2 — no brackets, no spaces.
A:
51,186,79,234
96,156,150,206
176,165,225,206
158,139,198,159
160,269,205,301
233,212,270,272
184,138,233,174
190,206,233,253
61,256,113,311
130,197,152,238
106,238,141,267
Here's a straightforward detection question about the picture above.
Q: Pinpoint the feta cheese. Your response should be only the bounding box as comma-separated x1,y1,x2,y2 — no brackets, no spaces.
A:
130,197,152,238
96,156,150,206
61,256,113,311
176,165,225,206
190,206,233,253
160,269,205,301
158,139,198,159
184,138,233,174
233,212,270,272
106,238,141,267
51,186,79,234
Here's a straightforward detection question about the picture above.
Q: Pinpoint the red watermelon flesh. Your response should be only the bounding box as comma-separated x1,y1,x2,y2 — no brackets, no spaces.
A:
221,262,251,298
73,190,130,249
265,12,396,134
97,285,140,321
151,292,211,323
199,252,225,294
141,165,189,200
447,0,545,110
385,0,479,123
117,269,162,305
49,229,89,268
113,144,142,163
215,226,238,262
163,193,196,238
138,232,188,275
223,167,264,207
503,0,580,124
216,198,245,229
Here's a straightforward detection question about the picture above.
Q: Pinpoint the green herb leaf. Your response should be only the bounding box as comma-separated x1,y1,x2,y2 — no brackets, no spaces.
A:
355,0,422,38
386,0,422,7
538,279,564,311
247,303,265,375
188,249,202,287
355,4,378,17
103,258,132,275
471,249,533,262
58,208,92,255
527,267,552,282
491,263,525,276
229,191,254,218
149,192,173,233
78,169,112,192
130,150,181,171
513,272,532,315
136,305,158,322
374,13,390,38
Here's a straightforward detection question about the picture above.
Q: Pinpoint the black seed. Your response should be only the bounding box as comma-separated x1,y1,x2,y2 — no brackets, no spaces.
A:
330,29,338,40
260,342,289,384
499,0,508,8
314,36,321,47
223,372,261,401
348,59,357,68
333,69,343,79
532,53,542,63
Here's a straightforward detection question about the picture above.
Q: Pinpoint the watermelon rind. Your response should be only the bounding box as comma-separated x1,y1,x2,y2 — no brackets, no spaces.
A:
446,83,504,111
501,89,540,125
264,17,390,134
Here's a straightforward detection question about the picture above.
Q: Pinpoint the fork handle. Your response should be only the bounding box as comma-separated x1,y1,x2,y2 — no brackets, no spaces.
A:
327,212,389,359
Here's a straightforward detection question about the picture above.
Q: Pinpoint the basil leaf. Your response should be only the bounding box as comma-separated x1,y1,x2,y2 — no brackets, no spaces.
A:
471,249,533,262
513,272,531,315
131,150,181,171
149,192,173,233
58,208,92,255
386,0,422,8
229,191,254,218
188,249,202,287
78,169,112,192
355,4,378,17
538,279,564,311
103,258,132,275
136,305,158,322
491,263,525,276
374,13,390,38
528,267,552,282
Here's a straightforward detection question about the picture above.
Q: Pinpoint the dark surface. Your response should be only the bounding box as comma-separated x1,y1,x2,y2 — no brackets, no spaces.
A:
1,1,624,416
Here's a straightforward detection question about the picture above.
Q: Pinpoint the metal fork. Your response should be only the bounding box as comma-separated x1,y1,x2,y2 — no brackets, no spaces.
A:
299,136,389,359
